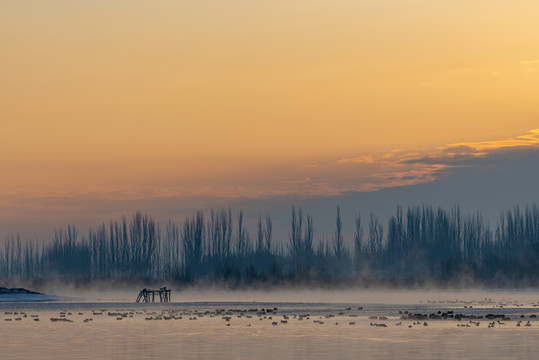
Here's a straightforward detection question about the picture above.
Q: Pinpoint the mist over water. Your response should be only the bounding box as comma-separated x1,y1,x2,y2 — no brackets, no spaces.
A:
52,287,539,306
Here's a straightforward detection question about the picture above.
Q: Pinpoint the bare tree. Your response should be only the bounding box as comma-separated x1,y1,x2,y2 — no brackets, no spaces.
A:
256,216,264,254
354,214,363,267
265,215,273,253
332,206,345,260
236,210,249,256
368,213,383,254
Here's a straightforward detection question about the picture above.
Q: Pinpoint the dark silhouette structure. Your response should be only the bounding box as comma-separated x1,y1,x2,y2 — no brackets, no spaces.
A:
136,287,171,303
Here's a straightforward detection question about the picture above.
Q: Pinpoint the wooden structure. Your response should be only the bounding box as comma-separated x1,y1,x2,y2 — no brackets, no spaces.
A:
136,287,171,303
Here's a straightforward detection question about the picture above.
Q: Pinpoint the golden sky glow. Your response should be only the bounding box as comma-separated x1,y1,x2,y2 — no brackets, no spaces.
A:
1,1,539,233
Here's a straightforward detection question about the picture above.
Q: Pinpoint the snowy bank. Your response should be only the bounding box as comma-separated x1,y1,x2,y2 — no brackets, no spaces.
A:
0,287,60,302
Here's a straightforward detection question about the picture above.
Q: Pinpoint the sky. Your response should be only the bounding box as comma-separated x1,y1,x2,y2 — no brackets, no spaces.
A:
1,1,538,240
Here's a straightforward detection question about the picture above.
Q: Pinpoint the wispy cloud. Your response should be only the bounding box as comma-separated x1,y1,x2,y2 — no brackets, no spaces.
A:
338,154,376,164
334,129,539,194
301,163,320,168
521,60,539,65
444,129,539,153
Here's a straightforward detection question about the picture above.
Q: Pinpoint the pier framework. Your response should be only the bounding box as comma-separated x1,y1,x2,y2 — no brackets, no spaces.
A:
136,287,171,303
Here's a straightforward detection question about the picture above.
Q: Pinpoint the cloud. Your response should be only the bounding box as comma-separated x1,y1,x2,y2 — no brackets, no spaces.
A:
445,129,539,152
338,155,376,164
401,129,539,166
441,145,476,155
520,60,539,65
334,128,539,194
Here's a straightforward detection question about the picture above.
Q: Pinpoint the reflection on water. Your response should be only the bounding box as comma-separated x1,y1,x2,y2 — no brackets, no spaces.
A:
1,292,539,359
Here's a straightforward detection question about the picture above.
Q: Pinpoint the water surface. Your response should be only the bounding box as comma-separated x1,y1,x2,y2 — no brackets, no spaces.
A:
1,290,538,359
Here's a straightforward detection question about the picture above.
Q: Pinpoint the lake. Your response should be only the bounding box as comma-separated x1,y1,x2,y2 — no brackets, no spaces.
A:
1,289,538,359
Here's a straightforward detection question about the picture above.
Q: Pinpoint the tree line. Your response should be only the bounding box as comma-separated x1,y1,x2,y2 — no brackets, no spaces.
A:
1,203,539,287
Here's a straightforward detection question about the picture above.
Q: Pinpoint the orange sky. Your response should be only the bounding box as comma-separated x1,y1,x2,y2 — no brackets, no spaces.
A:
1,1,539,232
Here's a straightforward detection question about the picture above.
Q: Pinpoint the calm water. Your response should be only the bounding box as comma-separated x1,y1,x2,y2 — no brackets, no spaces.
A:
1,290,539,359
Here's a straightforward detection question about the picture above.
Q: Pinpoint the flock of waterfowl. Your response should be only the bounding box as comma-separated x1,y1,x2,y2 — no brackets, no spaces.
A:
2,304,539,329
